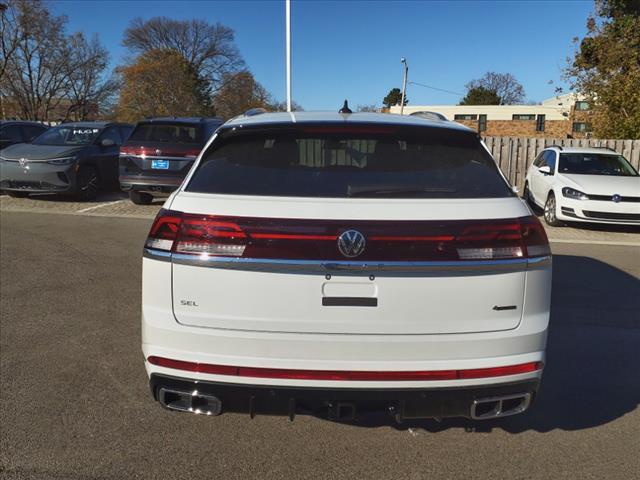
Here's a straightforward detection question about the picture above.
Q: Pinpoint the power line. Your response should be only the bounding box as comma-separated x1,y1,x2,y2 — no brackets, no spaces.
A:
408,81,464,97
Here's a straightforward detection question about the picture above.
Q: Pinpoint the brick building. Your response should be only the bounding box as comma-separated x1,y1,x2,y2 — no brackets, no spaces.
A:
389,93,593,138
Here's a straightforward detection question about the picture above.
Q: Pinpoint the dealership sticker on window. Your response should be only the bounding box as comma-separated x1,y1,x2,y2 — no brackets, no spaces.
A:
73,129,99,135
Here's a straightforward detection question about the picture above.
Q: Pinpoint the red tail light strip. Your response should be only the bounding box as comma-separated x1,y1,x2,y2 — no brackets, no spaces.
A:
120,146,201,158
144,209,551,262
147,356,543,381
369,235,455,242
251,233,337,240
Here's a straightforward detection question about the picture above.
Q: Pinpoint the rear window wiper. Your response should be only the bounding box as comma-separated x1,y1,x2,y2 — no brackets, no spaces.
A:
347,185,458,197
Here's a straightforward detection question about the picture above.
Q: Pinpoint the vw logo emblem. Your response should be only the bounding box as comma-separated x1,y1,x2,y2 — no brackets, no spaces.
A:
155,149,162,156
18,158,28,168
612,194,621,203
338,230,366,258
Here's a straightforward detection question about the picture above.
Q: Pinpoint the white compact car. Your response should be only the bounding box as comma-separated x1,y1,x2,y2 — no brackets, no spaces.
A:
141,111,552,422
523,146,640,226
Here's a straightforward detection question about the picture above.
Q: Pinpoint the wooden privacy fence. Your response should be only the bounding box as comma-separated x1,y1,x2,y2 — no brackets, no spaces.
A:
483,137,640,192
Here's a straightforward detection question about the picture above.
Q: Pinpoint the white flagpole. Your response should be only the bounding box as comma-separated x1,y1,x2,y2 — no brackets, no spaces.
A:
286,0,292,112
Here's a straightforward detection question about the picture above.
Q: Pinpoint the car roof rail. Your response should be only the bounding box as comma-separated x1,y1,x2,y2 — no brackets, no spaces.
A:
597,146,617,152
243,108,268,117
548,144,563,151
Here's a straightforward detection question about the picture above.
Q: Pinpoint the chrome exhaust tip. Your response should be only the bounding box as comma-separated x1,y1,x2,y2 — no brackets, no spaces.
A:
470,392,531,420
158,388,222,416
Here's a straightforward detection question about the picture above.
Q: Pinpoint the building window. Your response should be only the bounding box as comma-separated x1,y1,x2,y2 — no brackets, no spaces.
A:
536,114,545,132
478,114,487,132
572,122,592,133
454,114,478,120
575,101,590,111
512,114,536,120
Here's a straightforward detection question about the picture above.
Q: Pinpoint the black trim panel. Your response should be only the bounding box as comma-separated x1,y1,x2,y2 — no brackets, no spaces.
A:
150,374,540,421
322,297,378,307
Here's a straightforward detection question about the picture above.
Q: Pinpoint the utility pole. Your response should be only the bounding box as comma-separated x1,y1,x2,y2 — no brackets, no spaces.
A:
400,57,408,115
285,0,292,112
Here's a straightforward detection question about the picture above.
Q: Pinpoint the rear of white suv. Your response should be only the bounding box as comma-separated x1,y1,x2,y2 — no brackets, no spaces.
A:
142,112,551,421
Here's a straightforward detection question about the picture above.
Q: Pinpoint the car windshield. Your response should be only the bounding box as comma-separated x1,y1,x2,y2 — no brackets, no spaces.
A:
128,123,202,144
559,153,638,176
186,124,514,198
32,126,101,146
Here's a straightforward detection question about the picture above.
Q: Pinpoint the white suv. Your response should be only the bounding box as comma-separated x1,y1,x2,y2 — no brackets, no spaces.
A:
524,146,640,226
141,111,552,422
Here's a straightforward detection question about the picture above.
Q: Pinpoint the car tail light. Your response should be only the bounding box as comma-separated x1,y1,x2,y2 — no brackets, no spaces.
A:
454,216,550,260
519,215,551,257
174,215,247,256
145,209,182,251
144,211,550,261
119,146,138,156
183,148,202,157
120,146,201,158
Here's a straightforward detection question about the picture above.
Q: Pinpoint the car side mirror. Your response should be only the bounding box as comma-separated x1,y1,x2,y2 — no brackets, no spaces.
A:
538,165,551,175
100,138,115,148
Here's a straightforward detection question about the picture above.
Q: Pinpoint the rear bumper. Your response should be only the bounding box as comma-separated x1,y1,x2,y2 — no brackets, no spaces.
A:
119,154,192,192
119,174,182,191
150,373,540,420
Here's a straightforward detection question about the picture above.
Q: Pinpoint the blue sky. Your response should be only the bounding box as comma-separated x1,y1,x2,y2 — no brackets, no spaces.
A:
53,0,594,110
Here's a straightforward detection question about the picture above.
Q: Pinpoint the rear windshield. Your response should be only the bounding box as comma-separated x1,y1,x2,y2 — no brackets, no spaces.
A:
186,124,513,198
129,123,202,144
559,153,638,176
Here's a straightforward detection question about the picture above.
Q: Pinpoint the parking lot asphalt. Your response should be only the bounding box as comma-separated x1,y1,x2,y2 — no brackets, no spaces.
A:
1,207,639,479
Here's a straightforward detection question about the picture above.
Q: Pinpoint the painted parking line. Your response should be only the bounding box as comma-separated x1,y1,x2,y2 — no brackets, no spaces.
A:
76,199,127,213
549,238,640,247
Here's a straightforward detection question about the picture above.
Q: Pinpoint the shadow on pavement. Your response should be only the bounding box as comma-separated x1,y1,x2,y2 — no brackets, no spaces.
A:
20,190,128,203
355,254,640,433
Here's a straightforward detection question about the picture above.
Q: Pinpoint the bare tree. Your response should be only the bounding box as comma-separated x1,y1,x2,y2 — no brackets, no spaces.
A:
0,0,21,81
1,0,71,120
465,72,526,105
122,17,244,93
269,100,304,112
1,0,115,121
357,104,378,112
64,32,119,121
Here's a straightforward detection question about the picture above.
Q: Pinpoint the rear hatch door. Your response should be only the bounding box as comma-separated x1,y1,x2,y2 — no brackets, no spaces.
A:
169,195,532,335
167,122,541,335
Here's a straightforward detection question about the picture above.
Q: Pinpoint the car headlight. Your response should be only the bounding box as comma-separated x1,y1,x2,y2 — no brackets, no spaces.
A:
47,156,77,165
562,187,589,200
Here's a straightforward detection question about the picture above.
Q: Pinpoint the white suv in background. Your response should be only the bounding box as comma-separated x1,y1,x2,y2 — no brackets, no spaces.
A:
141,111,552,422
524,146,640,226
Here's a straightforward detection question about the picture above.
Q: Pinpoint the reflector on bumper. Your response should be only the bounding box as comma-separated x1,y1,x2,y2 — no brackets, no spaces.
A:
147,356,543,381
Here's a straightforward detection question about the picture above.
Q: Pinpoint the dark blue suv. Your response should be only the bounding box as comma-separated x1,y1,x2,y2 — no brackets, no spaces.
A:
119,117,222,204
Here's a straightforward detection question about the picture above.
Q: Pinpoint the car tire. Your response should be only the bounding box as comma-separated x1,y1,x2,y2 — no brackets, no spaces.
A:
543,192,563,227
75,166,100,201
7,191,29,198
129,190,153,205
